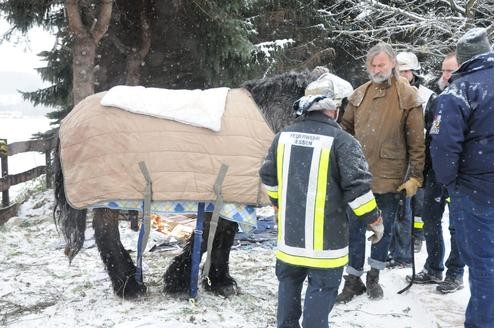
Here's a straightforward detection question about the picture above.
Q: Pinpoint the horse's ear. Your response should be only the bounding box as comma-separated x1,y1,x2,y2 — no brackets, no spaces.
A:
309,66,330,81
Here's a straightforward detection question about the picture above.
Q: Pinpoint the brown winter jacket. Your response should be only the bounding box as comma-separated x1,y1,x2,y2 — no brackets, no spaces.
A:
340,76,425,193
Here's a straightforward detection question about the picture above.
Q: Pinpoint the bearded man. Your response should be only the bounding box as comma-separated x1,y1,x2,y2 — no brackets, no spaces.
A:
337,42,425,302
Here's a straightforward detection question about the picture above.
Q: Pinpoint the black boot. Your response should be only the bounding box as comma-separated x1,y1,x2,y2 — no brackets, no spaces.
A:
336,275,366,304
366,268,383,299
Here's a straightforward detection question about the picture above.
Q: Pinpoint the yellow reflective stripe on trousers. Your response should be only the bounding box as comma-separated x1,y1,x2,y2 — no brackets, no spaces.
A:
266,190,278,199
353,198,377,216
314,148,330,251
276,143,285,242
414,221,424,229
276,250,348,268
414,216,424,229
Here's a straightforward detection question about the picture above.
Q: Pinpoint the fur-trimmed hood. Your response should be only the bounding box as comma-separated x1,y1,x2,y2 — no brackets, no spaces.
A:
348,75,423,110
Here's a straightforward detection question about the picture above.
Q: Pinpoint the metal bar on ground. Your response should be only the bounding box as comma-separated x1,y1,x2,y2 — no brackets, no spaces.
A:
135,161,152,285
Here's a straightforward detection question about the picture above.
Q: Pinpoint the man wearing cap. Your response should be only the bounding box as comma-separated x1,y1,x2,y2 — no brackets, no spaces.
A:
386,51,434,268
430,27,493,328
338,42,425,302
260,73,384,328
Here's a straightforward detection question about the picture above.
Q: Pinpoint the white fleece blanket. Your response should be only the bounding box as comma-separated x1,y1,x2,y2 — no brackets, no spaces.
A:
100,85,230,132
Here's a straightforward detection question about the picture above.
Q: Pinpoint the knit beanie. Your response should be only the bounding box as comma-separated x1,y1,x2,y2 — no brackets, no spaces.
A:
456,27,491,64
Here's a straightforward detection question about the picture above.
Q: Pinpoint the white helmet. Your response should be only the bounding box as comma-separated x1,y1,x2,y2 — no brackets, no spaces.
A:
304,72,353,106
295,73,353,117
396,52,421,71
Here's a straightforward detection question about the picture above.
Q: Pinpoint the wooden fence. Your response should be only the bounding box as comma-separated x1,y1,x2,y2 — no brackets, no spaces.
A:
0,138,55,224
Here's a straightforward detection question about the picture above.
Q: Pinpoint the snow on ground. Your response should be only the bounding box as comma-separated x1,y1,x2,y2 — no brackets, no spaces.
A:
0,190,469,328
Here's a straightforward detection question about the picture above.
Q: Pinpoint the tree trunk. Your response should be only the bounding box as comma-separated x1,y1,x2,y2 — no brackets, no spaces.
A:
65,0,113,105
72,37,97,104
125,0,151,86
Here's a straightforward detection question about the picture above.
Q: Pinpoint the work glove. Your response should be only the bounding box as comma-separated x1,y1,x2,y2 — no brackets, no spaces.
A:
367,215,384,244
397,177,421,198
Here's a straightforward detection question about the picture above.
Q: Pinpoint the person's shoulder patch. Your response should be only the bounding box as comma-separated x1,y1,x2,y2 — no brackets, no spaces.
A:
430,115,441,135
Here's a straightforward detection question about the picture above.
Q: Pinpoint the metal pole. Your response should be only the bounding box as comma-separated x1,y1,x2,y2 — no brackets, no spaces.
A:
190,202,205,299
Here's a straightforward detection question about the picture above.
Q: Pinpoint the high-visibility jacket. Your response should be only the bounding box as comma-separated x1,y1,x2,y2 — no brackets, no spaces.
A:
260,112,379,268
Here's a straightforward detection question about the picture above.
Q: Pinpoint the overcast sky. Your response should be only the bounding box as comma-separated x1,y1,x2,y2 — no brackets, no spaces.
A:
0,19,55,74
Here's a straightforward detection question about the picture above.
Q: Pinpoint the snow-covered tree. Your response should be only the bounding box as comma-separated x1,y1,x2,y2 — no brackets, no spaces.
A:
248,0,493,85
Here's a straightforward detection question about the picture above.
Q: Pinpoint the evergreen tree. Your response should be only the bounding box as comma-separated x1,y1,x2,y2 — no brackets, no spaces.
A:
1,0,492,131
1,0,263,127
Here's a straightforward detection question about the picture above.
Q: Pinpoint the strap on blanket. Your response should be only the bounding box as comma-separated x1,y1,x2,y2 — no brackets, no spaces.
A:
202,163,229,285
135,161,152,285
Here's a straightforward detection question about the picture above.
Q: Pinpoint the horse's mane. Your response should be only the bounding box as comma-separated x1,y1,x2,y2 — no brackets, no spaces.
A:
242,68,324,133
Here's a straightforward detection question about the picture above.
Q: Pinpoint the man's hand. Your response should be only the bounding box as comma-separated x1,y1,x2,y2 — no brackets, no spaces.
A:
367,216,384,244
397,177,421,197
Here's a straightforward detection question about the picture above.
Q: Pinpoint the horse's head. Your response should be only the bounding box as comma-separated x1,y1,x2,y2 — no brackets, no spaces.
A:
241,67,327,133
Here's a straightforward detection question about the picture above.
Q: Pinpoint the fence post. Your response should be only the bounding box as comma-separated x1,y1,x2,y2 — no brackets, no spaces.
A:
45,148,52,189
0,138,9,207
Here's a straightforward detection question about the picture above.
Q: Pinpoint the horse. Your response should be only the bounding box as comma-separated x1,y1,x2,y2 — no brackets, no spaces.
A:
53,68,326,299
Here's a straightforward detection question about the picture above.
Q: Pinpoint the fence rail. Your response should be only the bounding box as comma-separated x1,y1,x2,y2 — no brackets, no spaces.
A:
0,137,55,223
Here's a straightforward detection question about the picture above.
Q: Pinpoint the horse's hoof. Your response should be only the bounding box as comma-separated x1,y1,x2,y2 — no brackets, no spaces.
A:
116,279,147,299
163,289,190,300
216,284,240,297
203,279,239,297
163,284,189,295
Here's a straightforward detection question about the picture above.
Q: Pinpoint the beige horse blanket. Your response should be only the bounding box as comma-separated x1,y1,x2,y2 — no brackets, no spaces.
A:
59,88,274,209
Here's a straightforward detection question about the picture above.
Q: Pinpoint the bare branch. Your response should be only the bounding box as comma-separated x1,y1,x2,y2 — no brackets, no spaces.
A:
137,0,151,59
448,0,466,13
320,0,492,68
65,0,87,38
465,0,477,18
91,0,113,43
107,33,129,54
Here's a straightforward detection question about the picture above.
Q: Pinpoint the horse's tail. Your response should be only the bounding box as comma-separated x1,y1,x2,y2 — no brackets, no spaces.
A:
53,136,87,264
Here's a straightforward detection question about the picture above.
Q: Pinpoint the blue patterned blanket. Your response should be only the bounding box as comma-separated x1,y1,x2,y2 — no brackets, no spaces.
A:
90,200,258,232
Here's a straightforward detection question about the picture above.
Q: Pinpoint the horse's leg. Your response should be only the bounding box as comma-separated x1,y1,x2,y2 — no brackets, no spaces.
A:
128,210,139,232
163,214,240,297
93,208,146,298
202,218,239,297
163,212,212,294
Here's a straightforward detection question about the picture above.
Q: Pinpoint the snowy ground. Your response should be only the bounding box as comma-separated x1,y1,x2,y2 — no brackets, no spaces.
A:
0,190,469,328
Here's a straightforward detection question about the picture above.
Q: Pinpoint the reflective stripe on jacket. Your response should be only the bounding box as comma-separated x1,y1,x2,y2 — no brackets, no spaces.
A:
260,112,379,268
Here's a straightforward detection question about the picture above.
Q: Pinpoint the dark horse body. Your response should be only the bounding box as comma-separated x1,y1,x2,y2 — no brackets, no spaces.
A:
54,68,325,298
